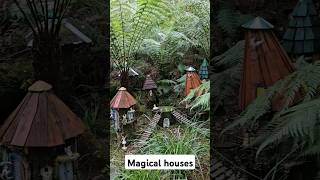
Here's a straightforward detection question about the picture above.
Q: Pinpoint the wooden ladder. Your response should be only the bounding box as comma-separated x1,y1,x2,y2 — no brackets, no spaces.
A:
126,113,161,154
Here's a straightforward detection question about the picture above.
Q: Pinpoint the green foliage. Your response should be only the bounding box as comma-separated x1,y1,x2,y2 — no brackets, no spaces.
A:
110,0,171,72
0,62,33,96
182,80,210,112
157,74,186,98
116,170,165,180
74,92,107,136
211,41,244,111
136,0,209,76
221,59,320,177
217,1,253,39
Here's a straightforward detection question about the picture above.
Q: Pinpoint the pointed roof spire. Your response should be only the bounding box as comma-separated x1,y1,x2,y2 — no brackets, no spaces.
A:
242,16,274,30
199,59,209,79
185,66,196,72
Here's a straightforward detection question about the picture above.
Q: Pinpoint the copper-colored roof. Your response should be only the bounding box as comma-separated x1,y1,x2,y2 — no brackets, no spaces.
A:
142,75,157,90
0,81,86,147
185,72,202,96
240,19,295,111
110,87,137,109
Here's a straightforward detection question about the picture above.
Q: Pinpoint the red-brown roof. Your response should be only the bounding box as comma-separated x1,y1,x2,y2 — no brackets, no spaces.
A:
185,71,202,96
0,81,86,147
240,20,295,111
142,75,157,90
110,87,137,109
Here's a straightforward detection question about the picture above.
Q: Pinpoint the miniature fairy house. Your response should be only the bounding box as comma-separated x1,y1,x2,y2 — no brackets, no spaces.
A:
110,87,137,132
199,59,209,80
142,75,157,96
0,80,86,180
240,17,295,111
185,66,202,96
283,0,320,56
142,75,158,107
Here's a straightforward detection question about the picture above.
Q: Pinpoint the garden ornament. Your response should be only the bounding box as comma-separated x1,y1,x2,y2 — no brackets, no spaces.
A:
121,135,127,151
163,118,170,128
152,104,159,112
0,162,13,180
40,165,53,180
64,146,73,157
122,114,127,124
127,108,135,122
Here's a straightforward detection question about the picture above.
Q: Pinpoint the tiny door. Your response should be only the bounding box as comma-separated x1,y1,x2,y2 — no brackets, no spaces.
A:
163,118,170,128
58,162,73,180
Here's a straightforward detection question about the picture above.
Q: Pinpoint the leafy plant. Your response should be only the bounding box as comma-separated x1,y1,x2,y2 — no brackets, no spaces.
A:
217,1,252,39
221,59,320,179
182,80,210,112
110,0,171,86
211,40,244,111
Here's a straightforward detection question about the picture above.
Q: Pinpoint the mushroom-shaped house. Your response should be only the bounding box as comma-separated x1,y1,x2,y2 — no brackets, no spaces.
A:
0,80,86,180
240,17,295,111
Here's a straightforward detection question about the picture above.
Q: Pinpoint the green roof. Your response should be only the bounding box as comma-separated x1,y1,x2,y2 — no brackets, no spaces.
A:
282,0,320,54
242,17,274,30
292,0,317,17
199,59,208,79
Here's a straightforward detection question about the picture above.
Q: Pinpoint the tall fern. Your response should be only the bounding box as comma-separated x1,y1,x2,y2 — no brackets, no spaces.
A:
110,0,171,72
211,40,244,111
222,59,320,161
182,80,210,112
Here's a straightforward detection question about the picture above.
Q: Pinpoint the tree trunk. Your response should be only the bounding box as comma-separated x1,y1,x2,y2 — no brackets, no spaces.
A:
32,35,61,93
120,70,129,88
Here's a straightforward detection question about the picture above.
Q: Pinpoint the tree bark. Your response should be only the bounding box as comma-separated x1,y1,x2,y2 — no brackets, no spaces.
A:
32,35,61,93
120,70,129,88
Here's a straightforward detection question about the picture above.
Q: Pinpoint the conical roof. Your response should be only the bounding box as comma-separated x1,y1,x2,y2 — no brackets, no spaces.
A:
292,0,317,17
185,71,202,96
110,87,137,109
185,66,196,72
242,17,274,30
199,59,209,79
282,0,320,54
240,25,295,111
0,81,86,147
142,75,157,90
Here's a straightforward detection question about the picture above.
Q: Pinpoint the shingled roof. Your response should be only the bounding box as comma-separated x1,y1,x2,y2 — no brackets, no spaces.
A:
282,0,320,55
110,87,137,109
142,75,157,90
0,81,86,147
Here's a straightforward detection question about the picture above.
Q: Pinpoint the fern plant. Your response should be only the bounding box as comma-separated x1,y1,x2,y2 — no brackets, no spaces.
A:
110,0,171,87
182,80,210,112
221,58,320,179
211,40,244,112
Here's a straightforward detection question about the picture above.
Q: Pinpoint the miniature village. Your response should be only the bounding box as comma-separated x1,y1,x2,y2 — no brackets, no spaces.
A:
212,0,320,180
110,0,210,179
